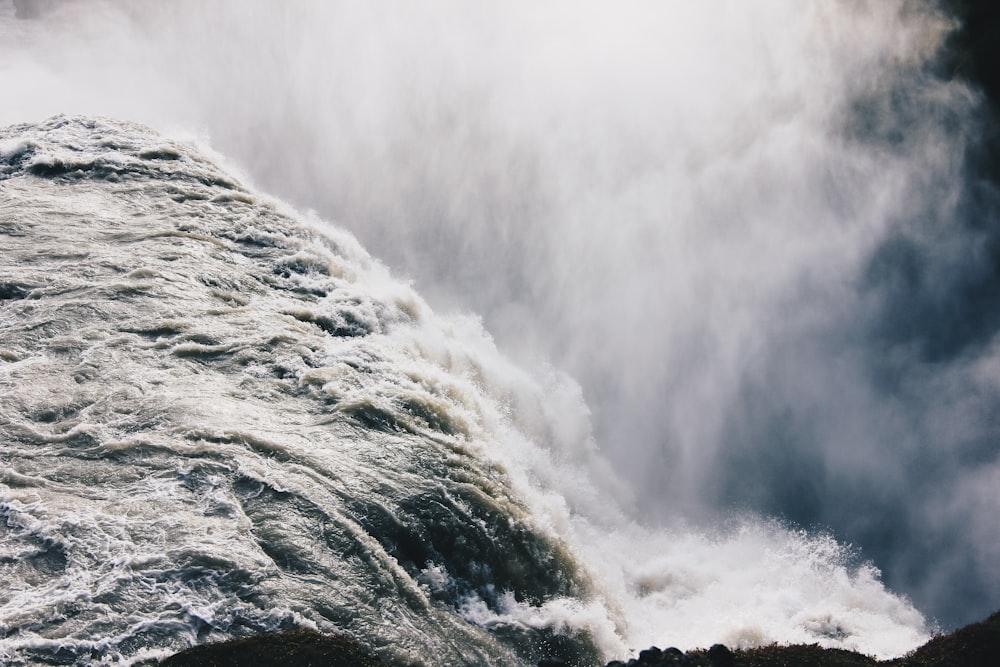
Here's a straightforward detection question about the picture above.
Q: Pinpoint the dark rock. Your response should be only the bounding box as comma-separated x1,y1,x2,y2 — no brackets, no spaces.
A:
886,608,1000,667
706,643,734,667
638,646,662,664
159,608,1000,667
663,647,685,660
739,644,876,666
159,628,388,667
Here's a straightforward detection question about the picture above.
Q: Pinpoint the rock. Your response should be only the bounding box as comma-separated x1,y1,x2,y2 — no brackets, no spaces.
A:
159,628,388,667
638,646,662,664
159,608,1000,667
894,608,1000,667
706,643,734,667
662,647,686,663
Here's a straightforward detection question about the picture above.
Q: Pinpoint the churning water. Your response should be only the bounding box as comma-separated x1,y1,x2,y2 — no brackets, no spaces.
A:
1,1,997,665
0,114,928,666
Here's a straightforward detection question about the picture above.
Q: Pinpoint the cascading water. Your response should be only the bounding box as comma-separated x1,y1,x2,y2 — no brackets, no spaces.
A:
1,0,998,665
0,114,928,666
0,115,601,665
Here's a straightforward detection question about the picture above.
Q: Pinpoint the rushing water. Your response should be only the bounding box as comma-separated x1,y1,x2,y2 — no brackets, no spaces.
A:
2,1,999,665
0,115,929,666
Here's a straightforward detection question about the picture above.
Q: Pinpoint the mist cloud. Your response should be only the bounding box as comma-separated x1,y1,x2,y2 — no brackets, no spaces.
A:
1,0,997,629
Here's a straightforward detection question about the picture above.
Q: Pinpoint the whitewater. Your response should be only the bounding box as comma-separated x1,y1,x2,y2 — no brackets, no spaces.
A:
4,0,1000,664
0,116,928,665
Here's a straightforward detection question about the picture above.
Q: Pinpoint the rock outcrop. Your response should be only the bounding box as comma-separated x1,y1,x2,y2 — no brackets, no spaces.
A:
160,609,1000,667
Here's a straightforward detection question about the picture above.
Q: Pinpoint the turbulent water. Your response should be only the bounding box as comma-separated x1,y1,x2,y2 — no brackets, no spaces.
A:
0,116,930,666
2,1,1000,665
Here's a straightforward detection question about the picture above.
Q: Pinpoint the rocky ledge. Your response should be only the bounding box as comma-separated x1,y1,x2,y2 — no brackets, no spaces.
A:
162,610,1000,667
160,629,388,667
599,609,1000,667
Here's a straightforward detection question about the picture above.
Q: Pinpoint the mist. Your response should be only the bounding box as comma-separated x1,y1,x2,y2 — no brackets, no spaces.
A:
1,0,997,631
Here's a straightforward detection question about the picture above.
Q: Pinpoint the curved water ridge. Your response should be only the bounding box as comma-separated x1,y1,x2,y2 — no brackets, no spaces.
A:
0,115,596,666
0,116,928,665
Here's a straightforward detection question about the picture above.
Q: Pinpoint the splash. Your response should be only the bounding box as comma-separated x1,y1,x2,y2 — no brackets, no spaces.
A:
0,115,932,665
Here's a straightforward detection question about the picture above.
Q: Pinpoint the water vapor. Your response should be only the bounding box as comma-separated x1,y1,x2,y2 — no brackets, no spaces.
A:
1,0,997,630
